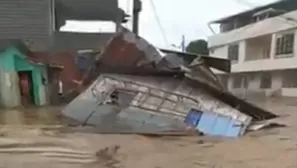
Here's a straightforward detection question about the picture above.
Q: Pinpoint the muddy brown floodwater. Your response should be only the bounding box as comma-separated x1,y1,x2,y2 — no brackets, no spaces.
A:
0,106,62,126
0,98,295,168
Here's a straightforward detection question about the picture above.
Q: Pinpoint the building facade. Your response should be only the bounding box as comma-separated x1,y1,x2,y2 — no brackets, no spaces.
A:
208,0,297,98
0,42,48,108
0,0,126,52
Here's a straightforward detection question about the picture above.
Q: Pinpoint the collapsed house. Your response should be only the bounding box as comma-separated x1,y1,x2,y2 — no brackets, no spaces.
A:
62,28,278,138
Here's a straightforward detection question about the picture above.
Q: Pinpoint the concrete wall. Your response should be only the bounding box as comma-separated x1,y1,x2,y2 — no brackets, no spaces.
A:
227,71,284,98
0,47,48,107
0,48,21,107
211,46,228,59
282,88,297,97
211,29,297,73
0,70,21,108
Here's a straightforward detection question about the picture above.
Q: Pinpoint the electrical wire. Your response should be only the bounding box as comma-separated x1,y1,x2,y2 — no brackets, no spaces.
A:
235,0,257,8
234,0,297,25
149,0,169,46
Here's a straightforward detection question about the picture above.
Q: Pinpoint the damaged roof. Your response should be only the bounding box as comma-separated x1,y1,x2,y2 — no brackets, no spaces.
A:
97,28,163,71
159,49,231,72
73,28,278,125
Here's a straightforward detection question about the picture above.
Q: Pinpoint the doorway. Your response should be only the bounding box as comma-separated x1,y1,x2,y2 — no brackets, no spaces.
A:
18,71,35,106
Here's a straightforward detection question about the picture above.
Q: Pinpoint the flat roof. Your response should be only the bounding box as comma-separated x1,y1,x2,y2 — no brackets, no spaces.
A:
210,0,296,23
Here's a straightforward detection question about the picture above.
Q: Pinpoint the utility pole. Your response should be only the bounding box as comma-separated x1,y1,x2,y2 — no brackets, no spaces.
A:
133,0,142,35
181,35,186,52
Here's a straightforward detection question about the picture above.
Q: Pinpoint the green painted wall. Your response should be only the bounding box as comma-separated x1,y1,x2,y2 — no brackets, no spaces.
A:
0,46,47,107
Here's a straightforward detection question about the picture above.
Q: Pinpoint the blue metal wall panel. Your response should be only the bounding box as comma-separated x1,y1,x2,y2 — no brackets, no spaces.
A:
184,109,203,127
196,112,217,135
76,56,90,72
196,112,244,137
212,115,231,136
225,119,243,137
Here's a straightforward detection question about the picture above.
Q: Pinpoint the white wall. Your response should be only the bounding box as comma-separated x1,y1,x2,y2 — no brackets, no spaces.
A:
227,72,283,97
211,45,228,59
211,29,297,73
208,10,297,48
282,88,297,97
248,74,261,91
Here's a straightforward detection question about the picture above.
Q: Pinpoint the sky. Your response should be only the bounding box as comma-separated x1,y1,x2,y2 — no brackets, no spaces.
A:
61,0,278,50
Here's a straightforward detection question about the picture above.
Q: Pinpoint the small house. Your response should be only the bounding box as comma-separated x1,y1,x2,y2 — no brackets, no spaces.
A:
0,40,48,108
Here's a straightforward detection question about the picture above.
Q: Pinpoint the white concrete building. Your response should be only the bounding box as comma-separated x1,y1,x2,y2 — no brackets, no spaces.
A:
208,0,297,98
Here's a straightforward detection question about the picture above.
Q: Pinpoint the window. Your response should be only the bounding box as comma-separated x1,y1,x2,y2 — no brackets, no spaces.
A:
260,73,272,89
243,76,249,89
282,70,297,88
228,44,239,62
233,75,249,89
233,76,242,89
275,33,294,56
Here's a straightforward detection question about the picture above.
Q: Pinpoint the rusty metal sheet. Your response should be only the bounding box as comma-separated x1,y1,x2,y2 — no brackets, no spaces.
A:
159,48,231,72
28,52,83,93
98,28,163,70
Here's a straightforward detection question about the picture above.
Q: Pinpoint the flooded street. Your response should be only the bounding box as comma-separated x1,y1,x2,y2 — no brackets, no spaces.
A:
0,106,62,126
0,98,295,168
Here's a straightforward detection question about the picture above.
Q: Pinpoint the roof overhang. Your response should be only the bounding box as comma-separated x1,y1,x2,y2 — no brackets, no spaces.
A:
209,0,296,24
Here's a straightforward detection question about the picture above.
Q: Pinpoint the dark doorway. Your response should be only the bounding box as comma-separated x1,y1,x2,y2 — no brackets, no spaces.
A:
18,71,35,106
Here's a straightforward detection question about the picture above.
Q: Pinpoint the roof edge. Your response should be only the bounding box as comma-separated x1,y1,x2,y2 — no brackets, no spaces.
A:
209,0,284,24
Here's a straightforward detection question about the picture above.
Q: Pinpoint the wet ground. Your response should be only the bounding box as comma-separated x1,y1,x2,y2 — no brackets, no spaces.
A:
0,98,295,168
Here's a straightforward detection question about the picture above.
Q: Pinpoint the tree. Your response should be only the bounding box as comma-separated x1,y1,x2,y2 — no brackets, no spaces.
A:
186,39,209,55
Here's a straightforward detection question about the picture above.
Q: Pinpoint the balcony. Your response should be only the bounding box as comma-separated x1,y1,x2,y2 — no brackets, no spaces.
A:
245,35,271,61
231,56,297,72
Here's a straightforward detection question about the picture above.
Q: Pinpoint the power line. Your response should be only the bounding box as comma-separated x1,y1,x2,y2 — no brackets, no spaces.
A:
235,0,257,7
149,0,169,46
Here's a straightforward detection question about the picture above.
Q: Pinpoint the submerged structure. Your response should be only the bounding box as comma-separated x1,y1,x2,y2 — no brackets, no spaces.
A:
62,28,278,138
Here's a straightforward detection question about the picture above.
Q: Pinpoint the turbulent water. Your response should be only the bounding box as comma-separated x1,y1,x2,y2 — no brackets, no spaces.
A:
0,99,295,168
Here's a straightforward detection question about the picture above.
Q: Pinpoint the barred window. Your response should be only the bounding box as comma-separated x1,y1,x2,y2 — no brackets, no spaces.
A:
275,33,294,56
